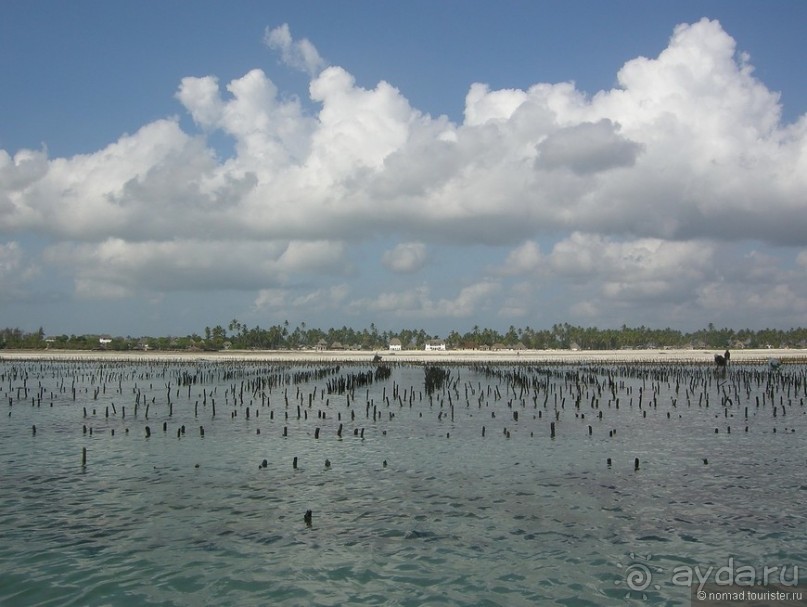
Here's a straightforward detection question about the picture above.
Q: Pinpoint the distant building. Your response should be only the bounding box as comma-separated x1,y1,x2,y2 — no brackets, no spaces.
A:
99,335,113,347
388,338,402,351
425,339,446,351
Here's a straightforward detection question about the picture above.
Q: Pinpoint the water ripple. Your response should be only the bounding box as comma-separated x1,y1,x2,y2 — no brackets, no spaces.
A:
2,360,806,605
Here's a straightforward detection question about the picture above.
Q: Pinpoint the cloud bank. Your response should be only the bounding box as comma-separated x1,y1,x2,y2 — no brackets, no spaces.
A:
1,20,806,330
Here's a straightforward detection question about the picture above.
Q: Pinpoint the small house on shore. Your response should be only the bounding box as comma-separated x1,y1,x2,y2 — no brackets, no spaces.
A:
425,339,446,351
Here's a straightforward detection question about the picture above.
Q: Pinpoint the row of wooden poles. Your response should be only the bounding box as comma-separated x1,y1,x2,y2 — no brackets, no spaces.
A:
4,360,804,473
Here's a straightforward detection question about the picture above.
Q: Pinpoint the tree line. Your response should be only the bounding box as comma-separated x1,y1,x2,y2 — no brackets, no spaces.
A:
2,322,806,352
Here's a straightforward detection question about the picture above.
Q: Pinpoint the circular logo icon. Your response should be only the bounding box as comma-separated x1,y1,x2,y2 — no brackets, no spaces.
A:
625,563,652,591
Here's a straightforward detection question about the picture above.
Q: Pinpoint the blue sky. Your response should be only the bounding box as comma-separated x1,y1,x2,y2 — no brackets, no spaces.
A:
1,1,806,338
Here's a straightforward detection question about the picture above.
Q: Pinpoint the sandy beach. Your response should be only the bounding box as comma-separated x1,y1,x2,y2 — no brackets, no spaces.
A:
1,347,803,364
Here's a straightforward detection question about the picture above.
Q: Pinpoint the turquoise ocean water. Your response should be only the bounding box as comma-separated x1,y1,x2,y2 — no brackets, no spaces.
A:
1,359,805,606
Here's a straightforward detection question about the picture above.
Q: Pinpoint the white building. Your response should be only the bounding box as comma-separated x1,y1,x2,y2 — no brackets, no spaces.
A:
425,339,446,351
388,338,402,351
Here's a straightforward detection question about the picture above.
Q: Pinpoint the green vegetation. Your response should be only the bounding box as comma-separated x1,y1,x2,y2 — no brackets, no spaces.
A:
2,322,806,352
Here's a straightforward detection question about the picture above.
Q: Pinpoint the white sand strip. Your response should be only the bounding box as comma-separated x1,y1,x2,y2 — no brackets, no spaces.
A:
1,348,803,364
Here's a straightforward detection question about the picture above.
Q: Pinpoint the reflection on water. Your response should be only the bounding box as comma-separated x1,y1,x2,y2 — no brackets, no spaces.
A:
1,360,805,606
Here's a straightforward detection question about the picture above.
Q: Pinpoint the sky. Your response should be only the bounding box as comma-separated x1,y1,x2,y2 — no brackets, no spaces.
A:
1,1,806,338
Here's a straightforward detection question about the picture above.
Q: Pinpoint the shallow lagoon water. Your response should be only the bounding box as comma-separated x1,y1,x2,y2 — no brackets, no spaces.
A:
1,360,805,606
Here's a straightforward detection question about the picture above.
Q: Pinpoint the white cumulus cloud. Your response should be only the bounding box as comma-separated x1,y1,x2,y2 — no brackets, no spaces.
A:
382,242,428,273
1,18,805,330
263,24,326,77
